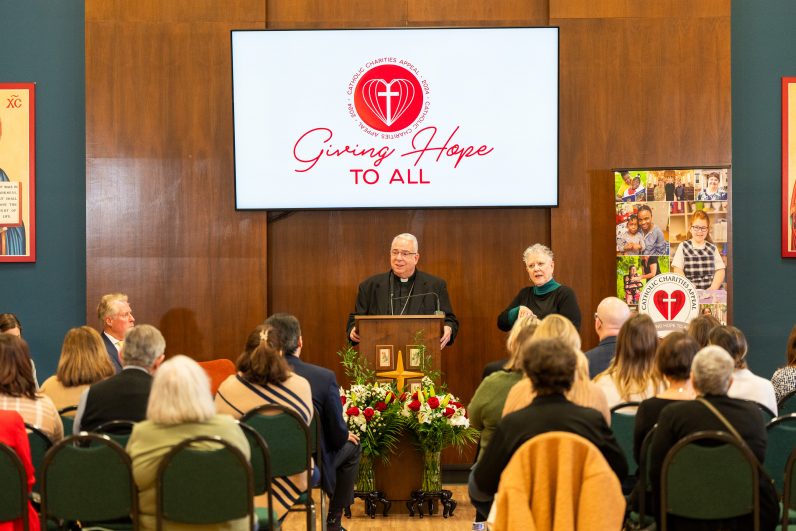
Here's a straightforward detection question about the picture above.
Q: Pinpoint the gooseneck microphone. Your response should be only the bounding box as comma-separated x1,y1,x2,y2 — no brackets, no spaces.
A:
390,291,444,316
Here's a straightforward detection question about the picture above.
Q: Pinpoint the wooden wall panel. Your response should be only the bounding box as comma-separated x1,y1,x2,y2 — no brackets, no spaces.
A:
552,12,731,348
86,0,730,468
86,0,268,360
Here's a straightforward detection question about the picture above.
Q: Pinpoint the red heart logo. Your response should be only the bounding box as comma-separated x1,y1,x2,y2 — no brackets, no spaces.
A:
361,78,416,126
653,290,686,320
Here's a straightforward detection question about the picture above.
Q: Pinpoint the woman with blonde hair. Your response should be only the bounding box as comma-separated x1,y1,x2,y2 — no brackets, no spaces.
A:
40,326,115,410
594,313,663,409
215,325,313,522
469,315,538,461
502,314,610,423
127,355,250,531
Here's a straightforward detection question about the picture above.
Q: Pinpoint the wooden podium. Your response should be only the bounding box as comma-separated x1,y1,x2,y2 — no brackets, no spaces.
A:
353,314,444,512
355,314,443,381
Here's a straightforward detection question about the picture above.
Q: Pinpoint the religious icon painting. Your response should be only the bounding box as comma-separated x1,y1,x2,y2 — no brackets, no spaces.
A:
782,77,796,257
406,345,423,369
406,378,423,395
376,345,394,370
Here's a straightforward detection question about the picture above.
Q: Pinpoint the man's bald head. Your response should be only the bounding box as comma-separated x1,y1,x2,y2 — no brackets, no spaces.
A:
595,297,631,339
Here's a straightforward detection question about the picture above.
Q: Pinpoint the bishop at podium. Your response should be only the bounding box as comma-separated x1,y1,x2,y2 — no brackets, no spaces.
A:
346,233,459,348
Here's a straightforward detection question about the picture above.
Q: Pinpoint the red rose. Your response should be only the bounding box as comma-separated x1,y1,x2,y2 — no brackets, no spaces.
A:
399,392,407,402
408,400,421,412
375,401,387,412
450,401,462,408
346,406,360,417
443,407,455,418
411,391,419,400
427,396,440,409
341,395,347,405
363,407,375,421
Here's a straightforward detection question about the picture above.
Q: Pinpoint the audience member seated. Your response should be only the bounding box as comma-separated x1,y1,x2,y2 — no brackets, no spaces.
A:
0,410,40,531
0,334,62,441
264,313,360,531
127,355,250,531
1,313,39,388
709,326,777,415
686,314,721,348
771,324,796,403
40,326,115,410
502,314,609,423
594,314,663,409
97,292,136,374
649,346,778,531
585,297,631,379
480,315,539,379
468,337,627,521
470,315,538,461
633,332,699,464
73,324,165,434
215,326,313,522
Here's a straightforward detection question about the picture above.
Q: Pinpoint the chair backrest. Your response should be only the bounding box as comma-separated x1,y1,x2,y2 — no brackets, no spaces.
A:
241,403,311,478
765,414,796,494
779,389,796,416
660,430,759,531
40,433,137,526
491,431,626,531
782,447,796,529
58,406,77,436
634,424,658,524
0,442,29,531
25,422,53,495
197,358,236,395
238,422,275,531
758,403,777,423
93,419,136,448
609,401,641,472
156,435,253,530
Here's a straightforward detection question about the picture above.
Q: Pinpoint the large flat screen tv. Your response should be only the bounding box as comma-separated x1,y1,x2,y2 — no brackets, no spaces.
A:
232,27,558,209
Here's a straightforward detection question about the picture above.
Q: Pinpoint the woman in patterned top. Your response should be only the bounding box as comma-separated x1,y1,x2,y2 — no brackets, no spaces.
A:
0,334,63,441
215,324,313,521
771,325,796,403
672,210,725,290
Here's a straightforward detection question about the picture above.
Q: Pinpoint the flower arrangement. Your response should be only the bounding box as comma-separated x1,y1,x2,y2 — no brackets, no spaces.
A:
400,376,478,491
400,376,476,453
341,383,404,460
338,343,405,492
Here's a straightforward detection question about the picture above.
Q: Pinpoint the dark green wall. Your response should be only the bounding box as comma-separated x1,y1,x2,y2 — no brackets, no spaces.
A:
732,1,796,378
0,1,86,379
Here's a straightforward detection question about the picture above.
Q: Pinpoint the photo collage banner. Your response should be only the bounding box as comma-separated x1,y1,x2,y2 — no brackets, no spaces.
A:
615,167,729,324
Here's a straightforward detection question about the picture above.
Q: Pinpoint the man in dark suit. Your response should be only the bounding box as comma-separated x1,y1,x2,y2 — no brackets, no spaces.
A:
346,233,458,349
266,313,360,531
584,296,630,378
649,345,778,530
97,292,136,373
469,337,627,520
73,324,165,434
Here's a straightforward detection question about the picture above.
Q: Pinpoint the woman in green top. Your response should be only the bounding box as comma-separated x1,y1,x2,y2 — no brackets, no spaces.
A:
497,243,582,332
469,314,538,462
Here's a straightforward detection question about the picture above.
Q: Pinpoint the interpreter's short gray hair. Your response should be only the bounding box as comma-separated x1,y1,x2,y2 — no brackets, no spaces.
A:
122,324,165,368
522,243,554,264
692,345,734,396
392,233,419,253
146,355,215,424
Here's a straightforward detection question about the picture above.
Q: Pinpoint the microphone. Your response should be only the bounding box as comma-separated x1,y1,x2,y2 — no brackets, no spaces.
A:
390,292,445,316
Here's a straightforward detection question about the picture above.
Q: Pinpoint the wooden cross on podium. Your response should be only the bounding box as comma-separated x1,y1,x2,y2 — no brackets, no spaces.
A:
376,351,423,391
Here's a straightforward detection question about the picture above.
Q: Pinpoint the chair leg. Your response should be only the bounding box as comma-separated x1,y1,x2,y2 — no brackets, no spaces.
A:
308,500,316,531
320,490,327,531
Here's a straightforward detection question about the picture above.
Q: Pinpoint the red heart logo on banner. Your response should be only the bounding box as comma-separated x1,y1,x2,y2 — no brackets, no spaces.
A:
653,290,686,320
361,78,416,126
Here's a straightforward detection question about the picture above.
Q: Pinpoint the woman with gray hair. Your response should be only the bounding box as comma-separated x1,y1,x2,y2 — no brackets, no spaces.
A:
648,346,777,530
497,243,582,332
126,355,250,531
